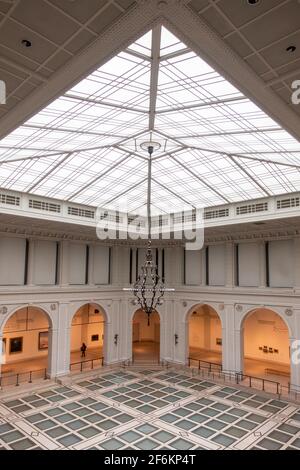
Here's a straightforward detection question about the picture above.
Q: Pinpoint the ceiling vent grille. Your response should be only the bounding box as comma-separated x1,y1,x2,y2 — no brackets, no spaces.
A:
236,202,268,215
204,208,229,220
277,197,300,209
0,193,20,206
68,206,95,219
29,199,61,213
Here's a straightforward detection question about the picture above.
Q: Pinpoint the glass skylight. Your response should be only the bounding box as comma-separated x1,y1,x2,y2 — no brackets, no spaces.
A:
1,24,300,213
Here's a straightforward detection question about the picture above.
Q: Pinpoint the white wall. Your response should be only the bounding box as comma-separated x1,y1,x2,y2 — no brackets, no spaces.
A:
70,304,104,352
208,245,225,286
268,240,294,288
69,243,86,285
188,307,222,352
94,246,110,284
132,310,160,342
243,309,289,365
238,242,260,287
2,307,49,364
0,237,26,285
33,240,57,285
185,249,202,285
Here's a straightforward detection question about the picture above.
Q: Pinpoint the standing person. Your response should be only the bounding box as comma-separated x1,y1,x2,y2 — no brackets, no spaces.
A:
80,342,87,358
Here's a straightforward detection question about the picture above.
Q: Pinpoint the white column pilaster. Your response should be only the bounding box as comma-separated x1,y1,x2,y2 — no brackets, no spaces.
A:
48,302,70,378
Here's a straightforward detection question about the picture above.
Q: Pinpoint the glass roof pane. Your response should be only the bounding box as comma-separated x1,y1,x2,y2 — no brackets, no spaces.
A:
1,25,300,214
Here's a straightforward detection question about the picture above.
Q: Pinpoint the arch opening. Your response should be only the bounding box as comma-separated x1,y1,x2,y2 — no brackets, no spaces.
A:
70,303,106,368
1,306,51,376
132,309,160,363
187,304,222,367
242,308,290,385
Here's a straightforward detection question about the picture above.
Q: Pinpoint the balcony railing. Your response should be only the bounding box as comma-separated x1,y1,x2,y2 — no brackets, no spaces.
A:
69,357,104,372
0,368,48,388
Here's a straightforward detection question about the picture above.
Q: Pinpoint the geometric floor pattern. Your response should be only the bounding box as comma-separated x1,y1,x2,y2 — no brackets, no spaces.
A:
1,367,300,450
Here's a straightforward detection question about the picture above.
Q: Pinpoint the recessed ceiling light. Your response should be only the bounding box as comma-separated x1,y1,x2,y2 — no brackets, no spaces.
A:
286,45,296,52
247,0,260,4
21,39,32,48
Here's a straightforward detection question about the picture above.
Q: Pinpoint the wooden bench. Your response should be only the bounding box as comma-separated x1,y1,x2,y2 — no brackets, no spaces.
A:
265,368,289,377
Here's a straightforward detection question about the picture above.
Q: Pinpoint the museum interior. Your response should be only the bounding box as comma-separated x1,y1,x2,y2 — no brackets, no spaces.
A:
1,0,300,452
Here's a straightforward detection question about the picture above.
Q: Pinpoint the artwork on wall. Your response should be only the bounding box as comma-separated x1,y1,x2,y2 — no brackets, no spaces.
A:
259,345,279,353
91,334,99,342
38,331,48,350
216,338,222,346
9,337,23,354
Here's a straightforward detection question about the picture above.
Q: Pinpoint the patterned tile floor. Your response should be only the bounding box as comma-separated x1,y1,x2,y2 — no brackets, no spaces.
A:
1,367,300,450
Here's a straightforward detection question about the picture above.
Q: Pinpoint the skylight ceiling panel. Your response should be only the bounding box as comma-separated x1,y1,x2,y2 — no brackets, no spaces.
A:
70,158,147,206
238,159,300,194
127,29,152,56
178,150,265,200
241,152,300,166
160,26,187,56
153,159,222,206
0,147,40,162
0,154,66,192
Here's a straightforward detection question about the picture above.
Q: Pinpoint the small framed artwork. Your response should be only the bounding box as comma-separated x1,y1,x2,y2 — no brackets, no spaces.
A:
91,334,99,342
38,331,48,350
274,349,279,354
216,338,222,346
9,337,23,354
259,347,263,351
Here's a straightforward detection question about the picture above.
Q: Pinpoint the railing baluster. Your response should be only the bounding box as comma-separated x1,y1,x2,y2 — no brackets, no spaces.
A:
16,374,19,386
29,371,32,383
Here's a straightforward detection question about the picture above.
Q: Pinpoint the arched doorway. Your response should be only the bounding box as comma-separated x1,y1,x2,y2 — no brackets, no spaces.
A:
70,303,105,366
1,306,51,375
187,304,222,367
132,309,160,363
242,308,290,384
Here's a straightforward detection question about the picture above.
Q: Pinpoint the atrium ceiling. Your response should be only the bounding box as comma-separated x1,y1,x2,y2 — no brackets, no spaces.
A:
1,0,300,215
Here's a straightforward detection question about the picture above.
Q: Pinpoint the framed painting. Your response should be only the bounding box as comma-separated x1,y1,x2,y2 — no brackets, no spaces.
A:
38,331,49,350
9,337,23,354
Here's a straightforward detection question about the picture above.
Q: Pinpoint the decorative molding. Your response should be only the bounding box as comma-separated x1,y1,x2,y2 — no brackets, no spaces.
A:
0,306,7,315
285,308,293,317
235,304,243,312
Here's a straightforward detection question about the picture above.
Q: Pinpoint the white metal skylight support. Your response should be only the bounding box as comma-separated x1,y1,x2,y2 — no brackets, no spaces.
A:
0,24,300,214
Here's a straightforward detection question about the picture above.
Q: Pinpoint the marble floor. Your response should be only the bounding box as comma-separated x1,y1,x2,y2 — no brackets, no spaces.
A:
189,348,290,387
0,366,300,450
132,341,159,363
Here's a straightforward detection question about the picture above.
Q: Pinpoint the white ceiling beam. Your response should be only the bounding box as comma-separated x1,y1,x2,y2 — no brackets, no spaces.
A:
65,93,148,114
159,47,191,61
125,48,152,62
0,2,160,139
161,3,300,142
149,25,161,131
175,127,282,138
156,95,246,114
22,123,126,138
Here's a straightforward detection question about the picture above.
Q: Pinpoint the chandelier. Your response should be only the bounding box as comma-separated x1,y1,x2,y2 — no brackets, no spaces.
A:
124,139,174,325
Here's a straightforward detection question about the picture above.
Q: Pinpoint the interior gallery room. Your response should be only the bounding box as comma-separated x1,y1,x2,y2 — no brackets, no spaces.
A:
1,0,300,454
